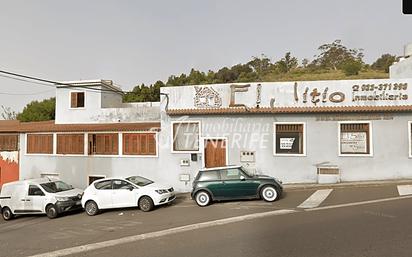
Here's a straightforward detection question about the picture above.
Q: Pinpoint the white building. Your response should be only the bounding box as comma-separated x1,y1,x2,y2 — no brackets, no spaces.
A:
2,45,412,192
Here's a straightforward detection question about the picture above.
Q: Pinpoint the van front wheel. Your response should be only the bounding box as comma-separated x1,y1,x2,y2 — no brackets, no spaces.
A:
2,207,14,221
46,205,58,219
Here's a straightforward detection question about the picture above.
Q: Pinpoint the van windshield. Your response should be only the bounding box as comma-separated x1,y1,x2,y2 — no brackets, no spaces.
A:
40,181,73,193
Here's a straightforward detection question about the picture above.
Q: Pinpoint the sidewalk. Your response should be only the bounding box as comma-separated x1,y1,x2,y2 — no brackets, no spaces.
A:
284,179,412,191
176,178,412,197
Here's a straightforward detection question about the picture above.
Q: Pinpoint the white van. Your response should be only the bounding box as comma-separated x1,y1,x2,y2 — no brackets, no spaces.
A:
0,178,83,220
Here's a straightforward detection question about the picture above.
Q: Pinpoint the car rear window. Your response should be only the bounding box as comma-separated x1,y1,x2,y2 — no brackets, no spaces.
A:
197,171,220,181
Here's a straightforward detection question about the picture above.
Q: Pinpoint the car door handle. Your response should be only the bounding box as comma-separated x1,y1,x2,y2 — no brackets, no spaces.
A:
21,199,26,202
26,199,31,202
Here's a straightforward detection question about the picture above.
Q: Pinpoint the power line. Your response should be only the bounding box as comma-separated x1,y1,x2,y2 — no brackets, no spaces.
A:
0,69,162,95
0,89,54,96
0,69,124,93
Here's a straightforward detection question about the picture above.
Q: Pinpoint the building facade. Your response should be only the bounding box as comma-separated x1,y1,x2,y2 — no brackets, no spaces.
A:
159,79,412,191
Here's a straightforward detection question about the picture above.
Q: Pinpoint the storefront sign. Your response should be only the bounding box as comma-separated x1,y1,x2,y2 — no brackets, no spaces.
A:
167,79,412,110
341,132,367,153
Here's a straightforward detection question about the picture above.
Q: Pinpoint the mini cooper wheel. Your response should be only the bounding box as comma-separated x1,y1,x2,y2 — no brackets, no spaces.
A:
139,196,154,212
46,205,58,219
261,186,278,202
195,191,211,207
2,207,14,221
85,201,99,216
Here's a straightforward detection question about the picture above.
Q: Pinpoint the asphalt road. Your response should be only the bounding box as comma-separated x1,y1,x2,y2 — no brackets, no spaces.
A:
0,183,410,257
76,197,412,257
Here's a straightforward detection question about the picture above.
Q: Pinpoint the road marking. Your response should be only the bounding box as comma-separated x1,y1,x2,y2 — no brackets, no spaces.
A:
306,195,412,212
29,209,297,257
297,189,333,209
397,185,412,196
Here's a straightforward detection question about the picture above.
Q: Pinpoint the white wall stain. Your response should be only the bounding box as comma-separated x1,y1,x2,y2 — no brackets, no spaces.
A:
0,151,18,163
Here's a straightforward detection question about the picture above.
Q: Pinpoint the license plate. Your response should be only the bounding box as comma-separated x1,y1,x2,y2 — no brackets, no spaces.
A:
76,201,81,205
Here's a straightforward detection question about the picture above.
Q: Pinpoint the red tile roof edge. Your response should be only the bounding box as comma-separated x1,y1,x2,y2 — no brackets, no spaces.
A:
166,106,412,115
0,120,160,133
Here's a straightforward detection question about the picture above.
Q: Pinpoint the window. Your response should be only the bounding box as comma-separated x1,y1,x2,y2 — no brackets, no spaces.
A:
28,185,45,196
88,176,105,185
57,134,84,155
112,180,134,190
88,133,118,155
94,180,113,190
71,92,85,108
172,122,200,152
27,134,53,154
123,133,156,155
0,134,18,151
339,122,371,155
198,171,220,181
274,123,305,155
221,168,242,180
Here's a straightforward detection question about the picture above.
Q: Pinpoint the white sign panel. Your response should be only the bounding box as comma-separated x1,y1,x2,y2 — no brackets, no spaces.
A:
279,138,295,150
341,132,367,153
162,79,412,110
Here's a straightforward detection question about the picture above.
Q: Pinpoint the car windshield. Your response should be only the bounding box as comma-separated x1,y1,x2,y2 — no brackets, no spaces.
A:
40,181,73,193
126,176,154,187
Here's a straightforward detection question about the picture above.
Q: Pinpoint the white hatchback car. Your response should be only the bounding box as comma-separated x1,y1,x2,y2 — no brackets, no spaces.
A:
81,176,175,215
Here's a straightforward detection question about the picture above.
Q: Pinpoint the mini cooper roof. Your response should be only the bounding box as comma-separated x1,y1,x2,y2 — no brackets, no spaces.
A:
200,165,242,172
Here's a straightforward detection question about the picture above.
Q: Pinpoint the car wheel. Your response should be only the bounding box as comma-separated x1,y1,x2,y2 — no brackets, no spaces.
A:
261,185,278,202
195,191,211,207
46,205,58,219
85,201,99,216
2,207,14,221
139,196,154,212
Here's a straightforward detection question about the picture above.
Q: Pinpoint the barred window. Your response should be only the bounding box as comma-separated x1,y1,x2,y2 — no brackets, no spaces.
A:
274,123,305,155
57,134,84,155
340,123,371,155
88,133,118,155
123,133,156,155
0,134,18,151
27,134,53,154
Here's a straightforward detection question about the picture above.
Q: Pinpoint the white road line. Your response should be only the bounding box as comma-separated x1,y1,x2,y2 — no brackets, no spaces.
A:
29,209,297,257
306,195,412,212
397,185,412,196
297,189,333,209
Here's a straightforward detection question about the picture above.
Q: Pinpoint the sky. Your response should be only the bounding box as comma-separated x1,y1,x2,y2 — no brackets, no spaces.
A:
0,0,411,112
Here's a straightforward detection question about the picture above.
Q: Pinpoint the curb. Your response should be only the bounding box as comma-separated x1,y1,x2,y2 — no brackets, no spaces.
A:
175,179,412,195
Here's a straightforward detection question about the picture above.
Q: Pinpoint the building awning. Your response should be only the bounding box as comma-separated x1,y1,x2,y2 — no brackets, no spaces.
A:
0,120,160,133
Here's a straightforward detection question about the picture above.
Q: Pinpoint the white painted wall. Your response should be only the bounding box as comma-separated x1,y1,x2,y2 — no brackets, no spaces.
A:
55,84,160,124
390,57,412,79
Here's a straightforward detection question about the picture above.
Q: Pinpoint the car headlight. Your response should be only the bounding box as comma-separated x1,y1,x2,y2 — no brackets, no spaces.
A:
155,189,168,194
56,196,70,201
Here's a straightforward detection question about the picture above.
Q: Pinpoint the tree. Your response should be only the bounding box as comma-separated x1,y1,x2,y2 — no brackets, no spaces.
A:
313,40,363,70
17,98,55,122
342,59,362,76
247,54,273,79
371,54,398,73
275,52,298,73
1,105,17,120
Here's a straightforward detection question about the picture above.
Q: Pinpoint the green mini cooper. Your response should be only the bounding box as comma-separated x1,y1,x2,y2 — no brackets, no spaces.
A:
191,165,283,207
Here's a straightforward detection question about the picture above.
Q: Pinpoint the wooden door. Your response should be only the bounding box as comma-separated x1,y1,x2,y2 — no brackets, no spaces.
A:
204,139,226,168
